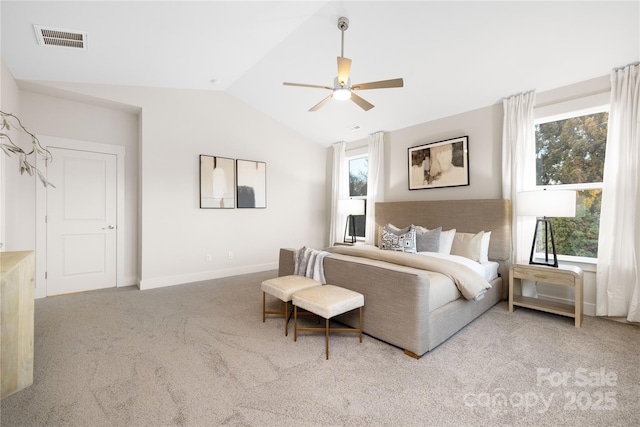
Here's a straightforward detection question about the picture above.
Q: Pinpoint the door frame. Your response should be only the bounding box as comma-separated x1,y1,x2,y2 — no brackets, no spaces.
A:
35,136,125,299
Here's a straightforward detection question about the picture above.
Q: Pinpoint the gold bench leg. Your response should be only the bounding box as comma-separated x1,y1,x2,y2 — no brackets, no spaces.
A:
294,305,363,360
325,318,330,360
359,306,363,343
294,305,298,341
284,301,289,336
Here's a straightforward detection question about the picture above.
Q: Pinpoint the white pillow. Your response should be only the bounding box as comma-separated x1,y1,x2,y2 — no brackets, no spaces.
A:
480,231,491,263
415,226,456,254
439,229,456,254
451,231,485,262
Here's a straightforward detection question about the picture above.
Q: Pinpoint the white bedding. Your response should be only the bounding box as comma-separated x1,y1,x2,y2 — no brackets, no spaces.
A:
426,272,461,312
328,244,496,306
416,252,498,312
416,251,499,282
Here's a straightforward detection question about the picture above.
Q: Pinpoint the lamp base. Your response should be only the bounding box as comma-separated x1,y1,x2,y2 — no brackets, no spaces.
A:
343,214,356,244
529,259,558,267
529,217,559,268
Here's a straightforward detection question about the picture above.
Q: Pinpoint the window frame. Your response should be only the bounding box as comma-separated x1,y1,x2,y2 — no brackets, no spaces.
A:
531,92,610,263
345,147,368,241
347,153,368,199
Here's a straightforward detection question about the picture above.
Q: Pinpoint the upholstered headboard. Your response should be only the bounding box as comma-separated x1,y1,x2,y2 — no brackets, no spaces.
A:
375,199,512,278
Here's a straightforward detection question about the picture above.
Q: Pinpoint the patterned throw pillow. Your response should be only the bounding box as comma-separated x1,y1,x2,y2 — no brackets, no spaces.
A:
380,224,417,253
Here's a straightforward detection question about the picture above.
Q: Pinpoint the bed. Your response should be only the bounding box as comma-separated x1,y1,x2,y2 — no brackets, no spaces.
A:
278,199,511,358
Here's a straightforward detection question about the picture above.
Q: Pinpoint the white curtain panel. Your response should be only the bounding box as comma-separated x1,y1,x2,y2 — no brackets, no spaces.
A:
329,141,347,245
596,63,640,322
365,131,384,245
502,90,537,265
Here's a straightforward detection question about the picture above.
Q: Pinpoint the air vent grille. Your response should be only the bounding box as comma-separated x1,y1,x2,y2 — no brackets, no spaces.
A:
34,25,88,49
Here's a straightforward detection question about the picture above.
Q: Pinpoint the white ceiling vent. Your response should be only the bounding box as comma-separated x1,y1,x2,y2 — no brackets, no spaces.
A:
33,25,88,49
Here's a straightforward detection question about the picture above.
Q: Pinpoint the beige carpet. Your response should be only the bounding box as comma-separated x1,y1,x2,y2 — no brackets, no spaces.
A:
1,270,638,426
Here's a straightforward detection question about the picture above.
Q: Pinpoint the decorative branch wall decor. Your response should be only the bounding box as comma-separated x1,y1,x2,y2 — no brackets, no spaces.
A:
1,110,54,187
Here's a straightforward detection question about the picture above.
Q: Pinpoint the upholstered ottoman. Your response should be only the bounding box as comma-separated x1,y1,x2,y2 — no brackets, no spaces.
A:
262,275,321,336
292,285,364,360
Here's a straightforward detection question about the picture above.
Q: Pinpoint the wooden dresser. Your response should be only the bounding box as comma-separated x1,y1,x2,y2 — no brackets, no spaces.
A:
1,251,35,398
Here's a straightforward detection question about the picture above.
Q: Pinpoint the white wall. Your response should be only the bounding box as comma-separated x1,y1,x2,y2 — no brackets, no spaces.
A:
341,104,503,203
0,62,21,250
1,63,34,252
386,104,503,201
131,87,327,289
17,88,141,290
11,81,327,290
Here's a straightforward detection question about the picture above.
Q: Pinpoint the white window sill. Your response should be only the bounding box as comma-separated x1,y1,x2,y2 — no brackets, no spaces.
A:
532,254,597,273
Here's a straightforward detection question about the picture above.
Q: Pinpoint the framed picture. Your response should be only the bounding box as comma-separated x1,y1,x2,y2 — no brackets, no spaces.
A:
408,136,469,190
236,159,266,208
200,155,235,208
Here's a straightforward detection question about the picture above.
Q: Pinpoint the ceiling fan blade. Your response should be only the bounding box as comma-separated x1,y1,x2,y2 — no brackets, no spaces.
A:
283,82,333,90
350,92,374,111
337,56,352,86
352,78,404,91
309,94,334,112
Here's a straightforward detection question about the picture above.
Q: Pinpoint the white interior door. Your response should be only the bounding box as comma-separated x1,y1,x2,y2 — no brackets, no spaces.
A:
46,148,117,296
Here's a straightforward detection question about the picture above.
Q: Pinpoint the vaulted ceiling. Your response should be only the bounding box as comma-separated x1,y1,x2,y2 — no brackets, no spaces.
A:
2,1,638,146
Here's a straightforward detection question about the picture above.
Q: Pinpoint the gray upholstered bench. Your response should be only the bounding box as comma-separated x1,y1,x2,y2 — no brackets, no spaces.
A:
261,275,321,336
292,284,364,360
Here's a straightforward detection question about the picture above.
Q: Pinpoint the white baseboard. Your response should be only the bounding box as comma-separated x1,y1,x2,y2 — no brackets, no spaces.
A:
34,266,276,298
138,263,278,291
120,275,139,288
536,292,595,317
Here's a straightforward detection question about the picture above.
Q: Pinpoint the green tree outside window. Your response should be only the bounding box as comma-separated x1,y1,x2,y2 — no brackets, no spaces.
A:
535,112,608,258
349,157,367,197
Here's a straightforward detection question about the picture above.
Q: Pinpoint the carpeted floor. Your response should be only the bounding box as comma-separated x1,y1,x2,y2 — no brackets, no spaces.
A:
1,270,638,426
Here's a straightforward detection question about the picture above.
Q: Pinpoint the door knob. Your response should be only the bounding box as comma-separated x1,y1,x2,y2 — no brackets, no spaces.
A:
102,225,115,230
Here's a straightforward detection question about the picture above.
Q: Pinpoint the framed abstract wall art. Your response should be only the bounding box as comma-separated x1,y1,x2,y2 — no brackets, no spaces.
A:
236,159,266,208
200,155,235,208
408,136,469,190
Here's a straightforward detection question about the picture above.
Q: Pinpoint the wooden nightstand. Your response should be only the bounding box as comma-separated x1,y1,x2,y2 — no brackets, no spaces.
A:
509,263,583,327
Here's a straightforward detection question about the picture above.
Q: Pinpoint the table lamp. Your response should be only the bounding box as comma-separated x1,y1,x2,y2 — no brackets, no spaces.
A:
339,199,365,243
517,189,576,267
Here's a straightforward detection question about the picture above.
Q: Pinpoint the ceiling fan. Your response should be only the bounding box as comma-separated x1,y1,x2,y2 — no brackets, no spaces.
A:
283,17,404,112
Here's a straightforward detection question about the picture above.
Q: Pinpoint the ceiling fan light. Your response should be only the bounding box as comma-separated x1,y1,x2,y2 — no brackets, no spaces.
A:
333,88,351,101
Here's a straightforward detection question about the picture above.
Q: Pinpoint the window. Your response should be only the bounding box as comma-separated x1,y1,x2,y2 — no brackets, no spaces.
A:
349,156,368,197
346,155,367,241
534,107,608,259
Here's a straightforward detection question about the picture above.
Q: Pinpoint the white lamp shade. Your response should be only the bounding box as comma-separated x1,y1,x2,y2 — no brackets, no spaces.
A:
339,199,365,215
333,88,351,101
516,190,577,217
